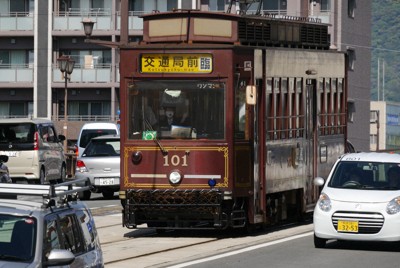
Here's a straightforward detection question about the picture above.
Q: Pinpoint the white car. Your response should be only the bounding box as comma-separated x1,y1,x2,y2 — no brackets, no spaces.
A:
313,152,400,248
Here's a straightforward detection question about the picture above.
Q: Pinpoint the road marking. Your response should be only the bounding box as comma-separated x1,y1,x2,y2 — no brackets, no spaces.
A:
167,231,313,268
91,204,119,210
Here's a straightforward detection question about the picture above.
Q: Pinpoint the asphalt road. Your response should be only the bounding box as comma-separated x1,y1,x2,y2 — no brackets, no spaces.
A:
86,195,400,268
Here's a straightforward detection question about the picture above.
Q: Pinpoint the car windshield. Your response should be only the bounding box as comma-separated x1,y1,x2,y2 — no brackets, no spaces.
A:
328,161,400,190
83,140,120,157
0,215,36,262
128,80,225,140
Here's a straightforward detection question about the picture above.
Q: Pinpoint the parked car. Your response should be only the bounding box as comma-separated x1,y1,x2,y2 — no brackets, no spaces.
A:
0,178,104,267
76,122,119,157
75,135,120,200
0,118,66,184
313,152,400,248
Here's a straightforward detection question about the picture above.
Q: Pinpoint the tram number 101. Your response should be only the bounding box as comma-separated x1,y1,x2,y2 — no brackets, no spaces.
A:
163,154,188,167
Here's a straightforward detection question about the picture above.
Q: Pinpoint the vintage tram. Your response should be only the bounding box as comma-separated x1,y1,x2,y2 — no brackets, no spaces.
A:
119,7,349,230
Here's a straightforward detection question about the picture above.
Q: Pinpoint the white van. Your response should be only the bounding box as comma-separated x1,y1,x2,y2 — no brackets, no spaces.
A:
76,122,119,157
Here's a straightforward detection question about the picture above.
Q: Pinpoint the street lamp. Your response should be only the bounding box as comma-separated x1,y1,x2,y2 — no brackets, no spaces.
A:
57,55,75,153
81,0,129,47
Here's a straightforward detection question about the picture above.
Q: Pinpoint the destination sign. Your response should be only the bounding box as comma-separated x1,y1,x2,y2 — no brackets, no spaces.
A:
140,53,212,73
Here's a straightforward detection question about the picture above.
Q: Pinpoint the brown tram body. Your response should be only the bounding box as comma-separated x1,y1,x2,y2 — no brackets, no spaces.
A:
119,10,348,230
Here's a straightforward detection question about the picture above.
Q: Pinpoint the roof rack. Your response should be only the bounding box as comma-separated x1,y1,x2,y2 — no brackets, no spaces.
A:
0,178,92,208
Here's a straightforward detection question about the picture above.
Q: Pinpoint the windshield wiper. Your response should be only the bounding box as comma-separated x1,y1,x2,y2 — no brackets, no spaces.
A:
0,254,29,261
144,119,168,155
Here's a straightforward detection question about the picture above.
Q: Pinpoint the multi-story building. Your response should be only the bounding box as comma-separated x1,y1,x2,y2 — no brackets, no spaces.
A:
0,0,371,151
370,101,400,152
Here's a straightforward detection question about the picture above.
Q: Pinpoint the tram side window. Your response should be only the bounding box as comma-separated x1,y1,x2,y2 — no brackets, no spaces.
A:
318,77,344,136
266,77,304,140
235,81,247,139
129,80,225,140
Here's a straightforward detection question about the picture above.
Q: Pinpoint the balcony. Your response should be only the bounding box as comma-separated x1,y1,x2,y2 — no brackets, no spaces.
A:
52,64,117,83
0,12,34,31
53,9,113,31
0,64,33,83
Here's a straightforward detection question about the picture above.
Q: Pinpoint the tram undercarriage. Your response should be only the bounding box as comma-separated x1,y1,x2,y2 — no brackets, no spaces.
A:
123,188,306,230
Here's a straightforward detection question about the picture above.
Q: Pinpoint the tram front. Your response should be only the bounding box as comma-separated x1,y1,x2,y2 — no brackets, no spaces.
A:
121,73,236,229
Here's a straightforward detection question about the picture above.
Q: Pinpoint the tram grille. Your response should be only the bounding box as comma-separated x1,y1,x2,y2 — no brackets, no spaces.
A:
331,211,384,234
127,189,221,206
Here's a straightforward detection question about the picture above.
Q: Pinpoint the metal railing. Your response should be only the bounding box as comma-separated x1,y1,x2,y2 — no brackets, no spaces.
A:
0,64,33,82
0,12,33,30
52,115,119,122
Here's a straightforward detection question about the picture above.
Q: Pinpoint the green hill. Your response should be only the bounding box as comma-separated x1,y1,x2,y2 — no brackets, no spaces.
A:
372,0,400,101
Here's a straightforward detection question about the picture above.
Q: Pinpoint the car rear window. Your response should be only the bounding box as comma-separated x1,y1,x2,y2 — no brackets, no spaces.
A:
79,129,117,148
0,123,36,151
83,139,120,157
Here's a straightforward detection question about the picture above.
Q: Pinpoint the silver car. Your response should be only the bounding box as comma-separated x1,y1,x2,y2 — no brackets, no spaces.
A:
75,135,120,200
0,179,104,267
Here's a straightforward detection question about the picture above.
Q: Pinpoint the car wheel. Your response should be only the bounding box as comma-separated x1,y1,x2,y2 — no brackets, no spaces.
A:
102,189,115,199
120,199,126,208
79,190,92,200
39,169,46,185
314,234,327,248
58,165,66,184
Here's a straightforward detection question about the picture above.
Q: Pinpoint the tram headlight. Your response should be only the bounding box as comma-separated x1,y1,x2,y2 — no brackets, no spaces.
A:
317,193,331,212
169,171,182,185
131,151,142,165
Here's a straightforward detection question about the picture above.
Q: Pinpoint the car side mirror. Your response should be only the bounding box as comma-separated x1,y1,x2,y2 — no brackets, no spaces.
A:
313,177,325,186
58,135,66,142
44,249,75,267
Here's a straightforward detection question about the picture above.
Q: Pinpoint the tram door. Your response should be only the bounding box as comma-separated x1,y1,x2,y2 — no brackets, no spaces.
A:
305,79,318,204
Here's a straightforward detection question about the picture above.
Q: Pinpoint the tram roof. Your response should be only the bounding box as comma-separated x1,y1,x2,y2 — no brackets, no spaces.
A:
132,9,330,50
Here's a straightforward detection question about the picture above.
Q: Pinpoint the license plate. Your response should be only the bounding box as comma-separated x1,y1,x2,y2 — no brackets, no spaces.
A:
0,151,18,157
95,178,118,186
337,220,359,233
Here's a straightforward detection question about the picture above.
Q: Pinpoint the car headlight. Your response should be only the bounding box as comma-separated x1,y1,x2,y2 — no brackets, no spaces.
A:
386,197,400,215
317,193,331,212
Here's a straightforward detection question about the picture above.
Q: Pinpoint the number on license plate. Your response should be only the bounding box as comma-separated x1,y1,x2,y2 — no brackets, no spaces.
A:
337,220,358,233
98,178,114,185
0,151,18,157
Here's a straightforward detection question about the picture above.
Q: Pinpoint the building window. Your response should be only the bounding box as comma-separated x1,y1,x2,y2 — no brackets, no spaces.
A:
370,110,379,123
67,101,112,121
181,0,192,9
209,0,225,11
321,0,330,11
263,0,287,13
347,48,355,71
91,0,104,9
370,134,377,145
347,100,355,123
167,0,178,10
348,0,355,18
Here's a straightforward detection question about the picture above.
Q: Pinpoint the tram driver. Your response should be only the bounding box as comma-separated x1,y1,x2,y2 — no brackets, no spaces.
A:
159,106,184,130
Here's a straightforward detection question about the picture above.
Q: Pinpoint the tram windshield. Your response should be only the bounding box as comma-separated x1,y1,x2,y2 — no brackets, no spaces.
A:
128,80,225,140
